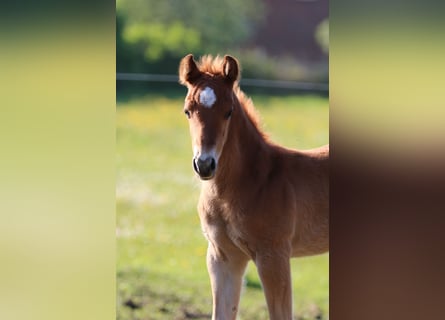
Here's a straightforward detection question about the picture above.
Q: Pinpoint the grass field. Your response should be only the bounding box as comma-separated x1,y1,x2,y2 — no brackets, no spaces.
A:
117,93,329,320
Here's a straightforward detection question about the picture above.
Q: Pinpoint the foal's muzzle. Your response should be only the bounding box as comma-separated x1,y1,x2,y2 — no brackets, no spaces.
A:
193,156,216,180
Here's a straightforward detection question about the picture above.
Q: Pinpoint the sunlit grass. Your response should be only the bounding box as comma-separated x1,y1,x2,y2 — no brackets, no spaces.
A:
117,93,329,320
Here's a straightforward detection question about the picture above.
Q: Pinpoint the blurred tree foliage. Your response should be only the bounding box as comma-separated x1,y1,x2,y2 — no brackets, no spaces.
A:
315,19,329,54
116,0,264,74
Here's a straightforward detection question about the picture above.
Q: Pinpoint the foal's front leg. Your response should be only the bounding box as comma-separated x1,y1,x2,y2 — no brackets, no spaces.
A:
256,249,293,320
207,242,248,320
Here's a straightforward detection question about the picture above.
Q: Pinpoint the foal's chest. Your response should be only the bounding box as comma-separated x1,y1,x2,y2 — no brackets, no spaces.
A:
198,196,255,260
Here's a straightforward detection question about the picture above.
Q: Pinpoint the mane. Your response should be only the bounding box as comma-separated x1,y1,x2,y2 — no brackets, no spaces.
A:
196,55,226,75
233,87,268,139
196,55,269,141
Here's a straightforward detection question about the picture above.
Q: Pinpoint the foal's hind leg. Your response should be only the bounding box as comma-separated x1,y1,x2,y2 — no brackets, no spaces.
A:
256,249,293,320
207,242,248,320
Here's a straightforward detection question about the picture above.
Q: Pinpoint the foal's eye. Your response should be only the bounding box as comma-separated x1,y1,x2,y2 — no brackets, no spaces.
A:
184,110,191,119
224,109,233,120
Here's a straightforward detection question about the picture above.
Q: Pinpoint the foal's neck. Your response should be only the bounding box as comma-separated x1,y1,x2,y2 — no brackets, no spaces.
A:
213,95,269,191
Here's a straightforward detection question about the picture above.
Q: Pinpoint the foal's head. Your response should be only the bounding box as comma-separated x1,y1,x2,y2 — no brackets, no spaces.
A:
179,54,240,180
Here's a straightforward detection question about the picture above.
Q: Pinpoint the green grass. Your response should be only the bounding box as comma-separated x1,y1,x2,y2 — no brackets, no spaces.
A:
117,93,329,320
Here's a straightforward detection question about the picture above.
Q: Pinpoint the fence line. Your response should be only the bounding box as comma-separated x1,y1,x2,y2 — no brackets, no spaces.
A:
116,73,328,93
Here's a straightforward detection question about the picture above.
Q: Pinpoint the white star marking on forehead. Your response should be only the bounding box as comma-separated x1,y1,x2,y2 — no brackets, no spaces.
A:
199,87,217,108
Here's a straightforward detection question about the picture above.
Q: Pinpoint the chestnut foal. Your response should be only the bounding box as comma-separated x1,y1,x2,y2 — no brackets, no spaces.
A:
179,54,329,320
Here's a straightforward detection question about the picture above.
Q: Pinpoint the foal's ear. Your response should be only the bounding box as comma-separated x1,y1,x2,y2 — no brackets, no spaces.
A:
222,55,240,85
179,54,201,85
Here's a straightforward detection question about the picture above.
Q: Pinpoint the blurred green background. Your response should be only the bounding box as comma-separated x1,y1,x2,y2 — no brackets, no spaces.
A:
117,1,329,319
117,0,328,94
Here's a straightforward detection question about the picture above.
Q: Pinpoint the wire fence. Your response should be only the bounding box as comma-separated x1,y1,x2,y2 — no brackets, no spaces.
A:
116,73,329,93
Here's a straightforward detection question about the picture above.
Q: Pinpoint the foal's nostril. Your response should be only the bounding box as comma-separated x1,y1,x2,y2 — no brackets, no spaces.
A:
193,158,199,173
193,156,216,179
